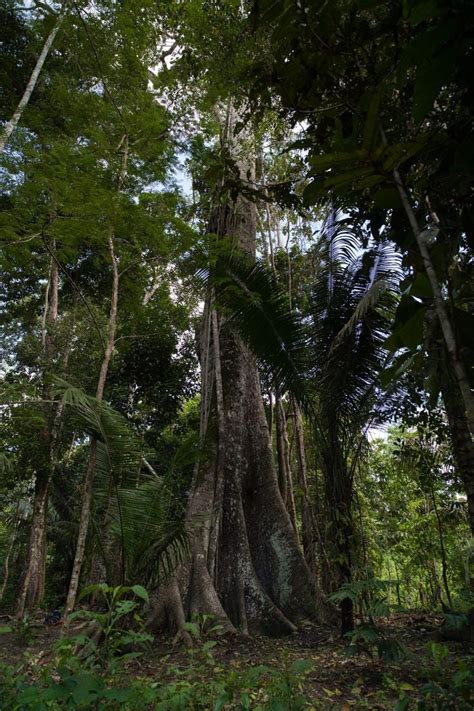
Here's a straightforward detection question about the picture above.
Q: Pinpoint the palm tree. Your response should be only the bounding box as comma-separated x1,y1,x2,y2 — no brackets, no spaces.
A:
46,382,189,618
306,216,399,633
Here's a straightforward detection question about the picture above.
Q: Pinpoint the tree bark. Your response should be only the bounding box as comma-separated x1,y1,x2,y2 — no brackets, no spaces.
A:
430,485,452,608
63,234,119,624
275,395,289,504
391,165,474,436
150,113,326,638
17,252,59,617
321,440,354,635
292,400,318,577
440,359,474,536
16,477,50,616
0,9,65,154
0,506,20,604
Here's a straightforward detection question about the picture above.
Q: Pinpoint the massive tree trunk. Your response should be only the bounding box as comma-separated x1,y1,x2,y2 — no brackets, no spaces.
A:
150,117,325,638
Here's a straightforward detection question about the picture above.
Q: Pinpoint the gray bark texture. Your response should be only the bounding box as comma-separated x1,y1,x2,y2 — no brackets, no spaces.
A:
149,115,327,637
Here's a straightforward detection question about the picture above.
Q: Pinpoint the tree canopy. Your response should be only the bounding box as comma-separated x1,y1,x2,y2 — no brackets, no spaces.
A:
0,1,473,708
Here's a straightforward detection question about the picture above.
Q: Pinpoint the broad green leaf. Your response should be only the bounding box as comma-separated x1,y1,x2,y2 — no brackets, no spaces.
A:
131,584,150,603
79,582,109,601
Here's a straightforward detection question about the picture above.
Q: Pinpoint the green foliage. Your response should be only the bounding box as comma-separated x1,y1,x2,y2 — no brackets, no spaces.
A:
0,648,314,710
198,244,309,407
100,475,189,588
396,642,474,710
65,583,153,669
54,380,143,481
182,612,225,642
330,577,405,661
359,428,470,611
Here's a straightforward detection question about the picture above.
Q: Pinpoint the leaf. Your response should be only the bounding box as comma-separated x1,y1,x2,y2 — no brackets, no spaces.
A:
182,621,200,638
62,672,105,705
328,278,391,353
79,582,110,600
413,63,445,122
303,179,324,206
131,584,149,603
202,640,217,652
395,307,426,350
407,272,433,298
309,150,366,172
413,42,459,122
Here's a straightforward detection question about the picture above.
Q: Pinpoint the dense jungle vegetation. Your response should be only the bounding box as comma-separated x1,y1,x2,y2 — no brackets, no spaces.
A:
0,0,473,708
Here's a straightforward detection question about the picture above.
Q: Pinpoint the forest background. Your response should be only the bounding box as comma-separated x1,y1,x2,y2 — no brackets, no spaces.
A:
0,0,473,708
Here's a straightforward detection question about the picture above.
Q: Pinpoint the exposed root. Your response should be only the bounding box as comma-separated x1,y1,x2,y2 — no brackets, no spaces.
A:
245,578,298,636
189,557,236,634
172,628,193,647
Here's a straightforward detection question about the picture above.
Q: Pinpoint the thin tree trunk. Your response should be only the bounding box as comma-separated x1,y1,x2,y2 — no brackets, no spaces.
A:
430,485,452,608
322,442,354,635
275,396,288,504
1,506,20,605
394,562,402,607
63,233,119,625
17,250,59,617
63,136,128,623
292,400,318,576
0,10,65,154
440,359,474,536
391,165,474,435
17,476,50,617
274,399,299,537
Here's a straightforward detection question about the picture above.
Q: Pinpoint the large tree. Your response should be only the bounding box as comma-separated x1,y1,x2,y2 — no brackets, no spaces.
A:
150,108,324,637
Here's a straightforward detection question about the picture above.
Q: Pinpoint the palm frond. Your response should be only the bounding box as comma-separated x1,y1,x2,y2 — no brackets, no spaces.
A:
96,473,188,587
198,248,311,407
52,378,142,481
328,278,395,353
305,227,401,447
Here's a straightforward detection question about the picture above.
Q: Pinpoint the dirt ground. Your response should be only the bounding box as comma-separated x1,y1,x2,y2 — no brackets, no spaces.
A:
0,612,472,709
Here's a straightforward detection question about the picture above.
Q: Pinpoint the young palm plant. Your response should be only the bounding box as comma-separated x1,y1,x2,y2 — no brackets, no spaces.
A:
52,381,189,612
306,218,400,633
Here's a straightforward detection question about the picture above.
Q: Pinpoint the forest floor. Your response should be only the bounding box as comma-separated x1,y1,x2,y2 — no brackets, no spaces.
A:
0,612,472,709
